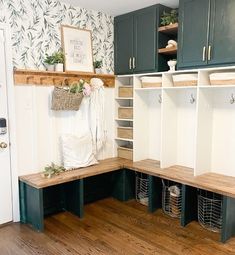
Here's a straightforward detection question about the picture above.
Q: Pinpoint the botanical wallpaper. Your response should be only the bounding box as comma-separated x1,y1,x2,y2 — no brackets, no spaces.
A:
0,0,114,73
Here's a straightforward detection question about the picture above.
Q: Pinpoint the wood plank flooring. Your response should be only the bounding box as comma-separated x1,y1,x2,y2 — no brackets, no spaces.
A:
1,198,235,255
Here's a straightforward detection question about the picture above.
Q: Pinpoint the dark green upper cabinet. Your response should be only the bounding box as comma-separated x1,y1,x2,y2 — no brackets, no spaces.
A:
178,0,235,69
114,5,168,75
114,14,134,74
208,0,235,65
177,0,210,69
133,7,157,73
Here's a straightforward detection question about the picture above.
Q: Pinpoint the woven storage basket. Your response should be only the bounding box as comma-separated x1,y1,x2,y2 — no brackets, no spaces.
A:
51,87,84,111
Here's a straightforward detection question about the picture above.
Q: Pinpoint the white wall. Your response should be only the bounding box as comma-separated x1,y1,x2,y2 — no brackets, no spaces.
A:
15,86,115,175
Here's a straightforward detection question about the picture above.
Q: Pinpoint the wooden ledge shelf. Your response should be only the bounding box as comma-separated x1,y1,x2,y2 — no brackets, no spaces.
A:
14,69,115,88
158,23,178,35
158,46,177,55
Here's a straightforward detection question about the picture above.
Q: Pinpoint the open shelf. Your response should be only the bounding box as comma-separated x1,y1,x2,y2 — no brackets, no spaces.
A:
135,87,162,91
14,69,115,87
115,137,133,142
158,23,178,35
158,46,177,55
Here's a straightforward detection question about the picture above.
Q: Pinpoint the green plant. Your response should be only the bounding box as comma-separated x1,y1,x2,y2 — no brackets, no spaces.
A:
160,10,178,26
42,163,65,178
94,60,103,69
44,53,55,65
53,50,65,64
44,50,64,65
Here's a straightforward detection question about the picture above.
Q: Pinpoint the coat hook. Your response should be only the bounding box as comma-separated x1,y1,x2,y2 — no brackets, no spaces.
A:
230,93,235,104
190,94,195,104
158,94,162,104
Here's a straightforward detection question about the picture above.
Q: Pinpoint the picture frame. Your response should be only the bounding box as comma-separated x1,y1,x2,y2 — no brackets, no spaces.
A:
61,25,94,73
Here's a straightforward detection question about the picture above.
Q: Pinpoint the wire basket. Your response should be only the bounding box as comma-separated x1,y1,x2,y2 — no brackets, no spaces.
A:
136,173,149,206
198,190,222,232
162,180,182,218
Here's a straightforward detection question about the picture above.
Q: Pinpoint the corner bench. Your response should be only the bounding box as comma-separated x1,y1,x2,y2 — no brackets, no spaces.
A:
19,158,235,243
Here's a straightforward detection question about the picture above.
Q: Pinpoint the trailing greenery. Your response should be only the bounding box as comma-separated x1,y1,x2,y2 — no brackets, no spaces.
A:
160,10,178,26
94,60,103,69
42,163,65,178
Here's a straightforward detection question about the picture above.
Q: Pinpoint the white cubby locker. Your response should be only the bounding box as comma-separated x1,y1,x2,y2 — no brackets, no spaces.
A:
133,76,162,162
161,76,198,169
195,86,235,177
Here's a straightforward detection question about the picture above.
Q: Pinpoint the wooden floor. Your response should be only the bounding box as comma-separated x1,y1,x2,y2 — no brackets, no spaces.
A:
1,198,235,255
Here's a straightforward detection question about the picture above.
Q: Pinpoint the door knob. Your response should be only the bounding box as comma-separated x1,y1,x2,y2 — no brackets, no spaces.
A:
0,142,7,149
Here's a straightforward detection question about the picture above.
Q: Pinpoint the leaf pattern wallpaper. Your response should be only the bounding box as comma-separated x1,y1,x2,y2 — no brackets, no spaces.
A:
0,0,114,73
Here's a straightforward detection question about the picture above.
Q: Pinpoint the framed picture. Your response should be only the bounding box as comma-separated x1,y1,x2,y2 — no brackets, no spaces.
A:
61,25,94,73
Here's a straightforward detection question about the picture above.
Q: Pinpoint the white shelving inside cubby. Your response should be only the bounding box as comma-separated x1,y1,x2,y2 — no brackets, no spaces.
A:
115,75,134,159
195,87,235,177
161,87,197,169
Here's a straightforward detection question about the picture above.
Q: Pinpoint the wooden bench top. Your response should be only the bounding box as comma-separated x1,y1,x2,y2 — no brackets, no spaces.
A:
20,157,235,198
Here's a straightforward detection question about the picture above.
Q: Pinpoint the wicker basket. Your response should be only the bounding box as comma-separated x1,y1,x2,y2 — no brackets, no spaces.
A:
51,87,84,111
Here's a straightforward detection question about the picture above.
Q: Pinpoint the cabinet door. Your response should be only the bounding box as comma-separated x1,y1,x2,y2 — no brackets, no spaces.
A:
114,14,134,75
208,0,235,65
178,0,210,69
134,6,157,73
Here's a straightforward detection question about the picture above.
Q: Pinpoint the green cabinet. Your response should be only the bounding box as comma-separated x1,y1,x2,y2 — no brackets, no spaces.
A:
114,14,134,74
133,7,157,73
114,5,168,75
178,0,235,69
209,0,235,65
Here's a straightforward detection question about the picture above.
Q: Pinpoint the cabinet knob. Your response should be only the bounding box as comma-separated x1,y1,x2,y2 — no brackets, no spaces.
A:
129,57,132,70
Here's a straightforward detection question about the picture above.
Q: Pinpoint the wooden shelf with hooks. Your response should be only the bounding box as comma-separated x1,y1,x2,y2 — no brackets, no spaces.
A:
14,69,115,88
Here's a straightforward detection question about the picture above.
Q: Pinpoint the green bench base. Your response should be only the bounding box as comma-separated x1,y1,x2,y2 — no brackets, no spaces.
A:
19,169,235,243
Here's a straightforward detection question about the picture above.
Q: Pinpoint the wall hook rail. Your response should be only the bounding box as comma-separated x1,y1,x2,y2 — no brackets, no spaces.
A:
230,94,235,104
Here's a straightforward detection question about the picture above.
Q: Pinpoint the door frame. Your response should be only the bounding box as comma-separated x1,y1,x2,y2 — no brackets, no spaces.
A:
0,24,19,222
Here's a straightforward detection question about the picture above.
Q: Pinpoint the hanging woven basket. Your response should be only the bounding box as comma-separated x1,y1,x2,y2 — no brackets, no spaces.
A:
51,87,84,111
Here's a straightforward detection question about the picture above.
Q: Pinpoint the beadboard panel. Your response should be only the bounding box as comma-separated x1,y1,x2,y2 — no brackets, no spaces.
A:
0,0,114,73
15,86,115,175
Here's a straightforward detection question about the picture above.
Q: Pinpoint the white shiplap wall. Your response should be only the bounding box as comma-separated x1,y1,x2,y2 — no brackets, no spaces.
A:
15,86,115,175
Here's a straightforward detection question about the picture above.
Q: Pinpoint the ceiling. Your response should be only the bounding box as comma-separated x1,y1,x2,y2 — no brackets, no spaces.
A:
62,0,179,16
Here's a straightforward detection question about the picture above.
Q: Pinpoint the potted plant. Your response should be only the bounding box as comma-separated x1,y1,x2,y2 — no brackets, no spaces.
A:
53,50,64,72
44,54,55,71
94,60,103,74
161,9,178,26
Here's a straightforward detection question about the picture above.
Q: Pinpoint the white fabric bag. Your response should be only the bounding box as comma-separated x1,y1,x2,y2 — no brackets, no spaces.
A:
61,133,98,170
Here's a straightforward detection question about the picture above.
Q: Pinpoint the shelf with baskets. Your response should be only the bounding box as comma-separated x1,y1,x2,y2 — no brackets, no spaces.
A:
115,76,134,160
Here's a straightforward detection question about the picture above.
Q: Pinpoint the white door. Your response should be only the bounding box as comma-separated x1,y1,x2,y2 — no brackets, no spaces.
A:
0,29,13,224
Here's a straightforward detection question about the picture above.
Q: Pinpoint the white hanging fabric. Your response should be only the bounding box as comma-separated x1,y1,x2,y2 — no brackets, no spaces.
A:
89,78,107,156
